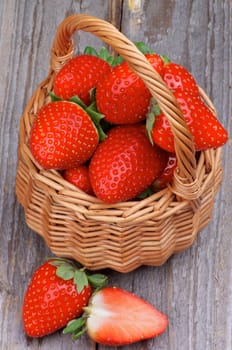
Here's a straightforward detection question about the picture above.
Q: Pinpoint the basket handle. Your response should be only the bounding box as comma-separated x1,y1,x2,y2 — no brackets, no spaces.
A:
50,14,201,200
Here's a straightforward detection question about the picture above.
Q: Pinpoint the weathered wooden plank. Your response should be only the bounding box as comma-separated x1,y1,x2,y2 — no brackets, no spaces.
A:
0,1,110,349
0,0,231,350
99,1,232,350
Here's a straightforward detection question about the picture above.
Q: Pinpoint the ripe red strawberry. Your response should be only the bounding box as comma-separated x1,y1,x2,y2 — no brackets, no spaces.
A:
29,101,99,170
22,259,107,338
63,164,93,194
96,54,164,124
89,124,168,203
162,61,200,96
53,54,111,105
153,153,177,190
64,287,168,346
22,259,90,337
150,90,228,152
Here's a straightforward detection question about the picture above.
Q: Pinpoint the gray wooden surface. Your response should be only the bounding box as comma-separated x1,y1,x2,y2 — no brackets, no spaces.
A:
0,0,231,349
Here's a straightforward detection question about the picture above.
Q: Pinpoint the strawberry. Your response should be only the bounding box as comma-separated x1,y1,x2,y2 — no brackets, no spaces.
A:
89,124,168,203
150,91,228,152
162,60,200,96
29,101,99,170
153,153,177,190
63,164,93,195
64,287,168,346
95,53,164,124
53,54,111,105
22,259,108,338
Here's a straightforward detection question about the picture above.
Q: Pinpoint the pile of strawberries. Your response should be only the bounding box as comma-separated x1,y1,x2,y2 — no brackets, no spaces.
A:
29,44,228,203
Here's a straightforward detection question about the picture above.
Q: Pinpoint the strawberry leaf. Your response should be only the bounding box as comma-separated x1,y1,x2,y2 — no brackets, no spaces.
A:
63,317,85,334
49,257,82,269
50,257,108,294
137,187,154,199
49,92,63,102
83,43,156,67
56,264,75,280
71,327,87,340
49,92,88,110
134,41,155,54
110,55,124,66
98,47,112,62
86,102,107,141
160,54,171,65
83,45,123,66
84,46,120,66
146,97,161,144
89,87,96,104
69,95,87,110
87,273,108,289
146,113,155,145
74,270,89,294
63,317,87,340
83,46,98,56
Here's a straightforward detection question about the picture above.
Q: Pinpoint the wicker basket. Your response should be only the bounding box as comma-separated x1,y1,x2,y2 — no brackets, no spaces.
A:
16,14,223,273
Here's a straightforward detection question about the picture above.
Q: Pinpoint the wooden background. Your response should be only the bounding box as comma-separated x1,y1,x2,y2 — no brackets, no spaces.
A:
0,0,231,349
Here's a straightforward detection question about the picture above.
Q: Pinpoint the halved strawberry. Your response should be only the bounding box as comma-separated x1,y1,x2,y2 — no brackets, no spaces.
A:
64,287,168,346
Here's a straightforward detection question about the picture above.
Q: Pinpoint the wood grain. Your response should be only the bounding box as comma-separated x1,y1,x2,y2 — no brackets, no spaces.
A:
0,0,231,349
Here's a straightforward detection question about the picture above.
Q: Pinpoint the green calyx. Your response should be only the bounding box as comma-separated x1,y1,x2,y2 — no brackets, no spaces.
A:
146,97,161,145
63,303,95,340
83,41,155,67
63,316,87,340
84,46,124,66
63,294,99,340
134,41,155,54
49,258,108,294
160,54,171,65
137,186,154,199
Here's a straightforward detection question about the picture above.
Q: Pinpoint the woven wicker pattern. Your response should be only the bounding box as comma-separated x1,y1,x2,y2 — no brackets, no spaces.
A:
16,14,223,272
